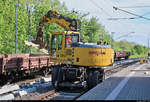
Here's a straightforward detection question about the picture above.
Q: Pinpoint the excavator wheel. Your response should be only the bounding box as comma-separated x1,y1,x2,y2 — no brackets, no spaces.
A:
87,70,101,89
52,67,59,87
52,67,63,91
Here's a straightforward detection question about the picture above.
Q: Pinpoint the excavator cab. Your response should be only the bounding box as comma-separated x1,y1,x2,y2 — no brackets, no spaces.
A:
49,31,80,63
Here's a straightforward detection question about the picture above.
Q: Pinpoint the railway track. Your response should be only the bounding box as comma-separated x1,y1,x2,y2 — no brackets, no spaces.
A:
33,89,87,100
34,90,56,100
15,74,51,86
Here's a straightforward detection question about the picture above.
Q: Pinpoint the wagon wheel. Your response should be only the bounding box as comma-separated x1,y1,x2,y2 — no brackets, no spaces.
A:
125,56,129,60
18,71,24,81
7,71,16,84
42,68,49,77
0,75,6,86
43,68,50,77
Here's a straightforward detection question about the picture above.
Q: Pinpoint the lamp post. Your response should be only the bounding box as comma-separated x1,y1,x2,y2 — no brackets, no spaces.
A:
148,38,149,51
143,34,150,55
29,36,33,53
15,4,19,53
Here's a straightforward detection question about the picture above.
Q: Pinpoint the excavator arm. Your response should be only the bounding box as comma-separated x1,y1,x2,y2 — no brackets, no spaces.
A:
32,10,78,49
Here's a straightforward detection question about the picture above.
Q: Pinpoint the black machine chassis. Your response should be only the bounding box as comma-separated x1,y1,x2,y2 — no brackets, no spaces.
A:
51,64,105,90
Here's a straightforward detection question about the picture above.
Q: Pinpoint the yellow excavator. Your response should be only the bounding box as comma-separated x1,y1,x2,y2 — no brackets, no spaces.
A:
32,10,114,90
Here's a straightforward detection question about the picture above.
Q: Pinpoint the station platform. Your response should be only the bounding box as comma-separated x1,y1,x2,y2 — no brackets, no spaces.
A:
78,63,150,100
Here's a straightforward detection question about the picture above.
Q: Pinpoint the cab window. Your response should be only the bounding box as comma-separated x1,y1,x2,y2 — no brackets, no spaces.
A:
58,35,62,50
65,34,79,48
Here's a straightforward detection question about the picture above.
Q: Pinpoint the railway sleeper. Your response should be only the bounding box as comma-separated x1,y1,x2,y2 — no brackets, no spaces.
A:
5,71,17,84
52,66,104,90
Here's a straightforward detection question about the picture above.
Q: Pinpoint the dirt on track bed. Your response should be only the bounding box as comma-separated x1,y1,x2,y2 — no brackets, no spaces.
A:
14,86,53,100
16,74,51,85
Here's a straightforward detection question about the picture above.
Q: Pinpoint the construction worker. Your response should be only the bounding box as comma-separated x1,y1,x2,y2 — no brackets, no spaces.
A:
97,41,102,45
66,37,72,48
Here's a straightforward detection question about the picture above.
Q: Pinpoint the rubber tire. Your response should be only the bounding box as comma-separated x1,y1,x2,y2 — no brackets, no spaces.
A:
52,67,59,88
87,71,93,89
52,67,63,91
87,70,101,89
93,71,101,85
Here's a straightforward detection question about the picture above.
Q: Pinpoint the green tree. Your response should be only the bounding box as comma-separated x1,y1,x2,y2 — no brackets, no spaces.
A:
0,0,111,54
84,17,100,43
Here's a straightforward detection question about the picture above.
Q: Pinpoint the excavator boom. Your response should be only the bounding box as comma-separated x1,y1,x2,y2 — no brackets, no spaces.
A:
32,10,77,49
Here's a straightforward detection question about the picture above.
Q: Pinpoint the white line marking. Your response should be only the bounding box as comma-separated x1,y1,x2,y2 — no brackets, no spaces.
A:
105,64,145,100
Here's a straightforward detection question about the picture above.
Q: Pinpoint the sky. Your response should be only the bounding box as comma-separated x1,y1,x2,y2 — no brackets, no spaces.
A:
60,0,150,47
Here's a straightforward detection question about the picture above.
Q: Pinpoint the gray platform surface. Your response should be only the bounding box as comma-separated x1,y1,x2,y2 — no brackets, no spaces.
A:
78,63,150,100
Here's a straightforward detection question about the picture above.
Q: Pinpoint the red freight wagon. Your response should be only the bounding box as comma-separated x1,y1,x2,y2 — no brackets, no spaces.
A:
114,51,130,61
0,53,58,85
